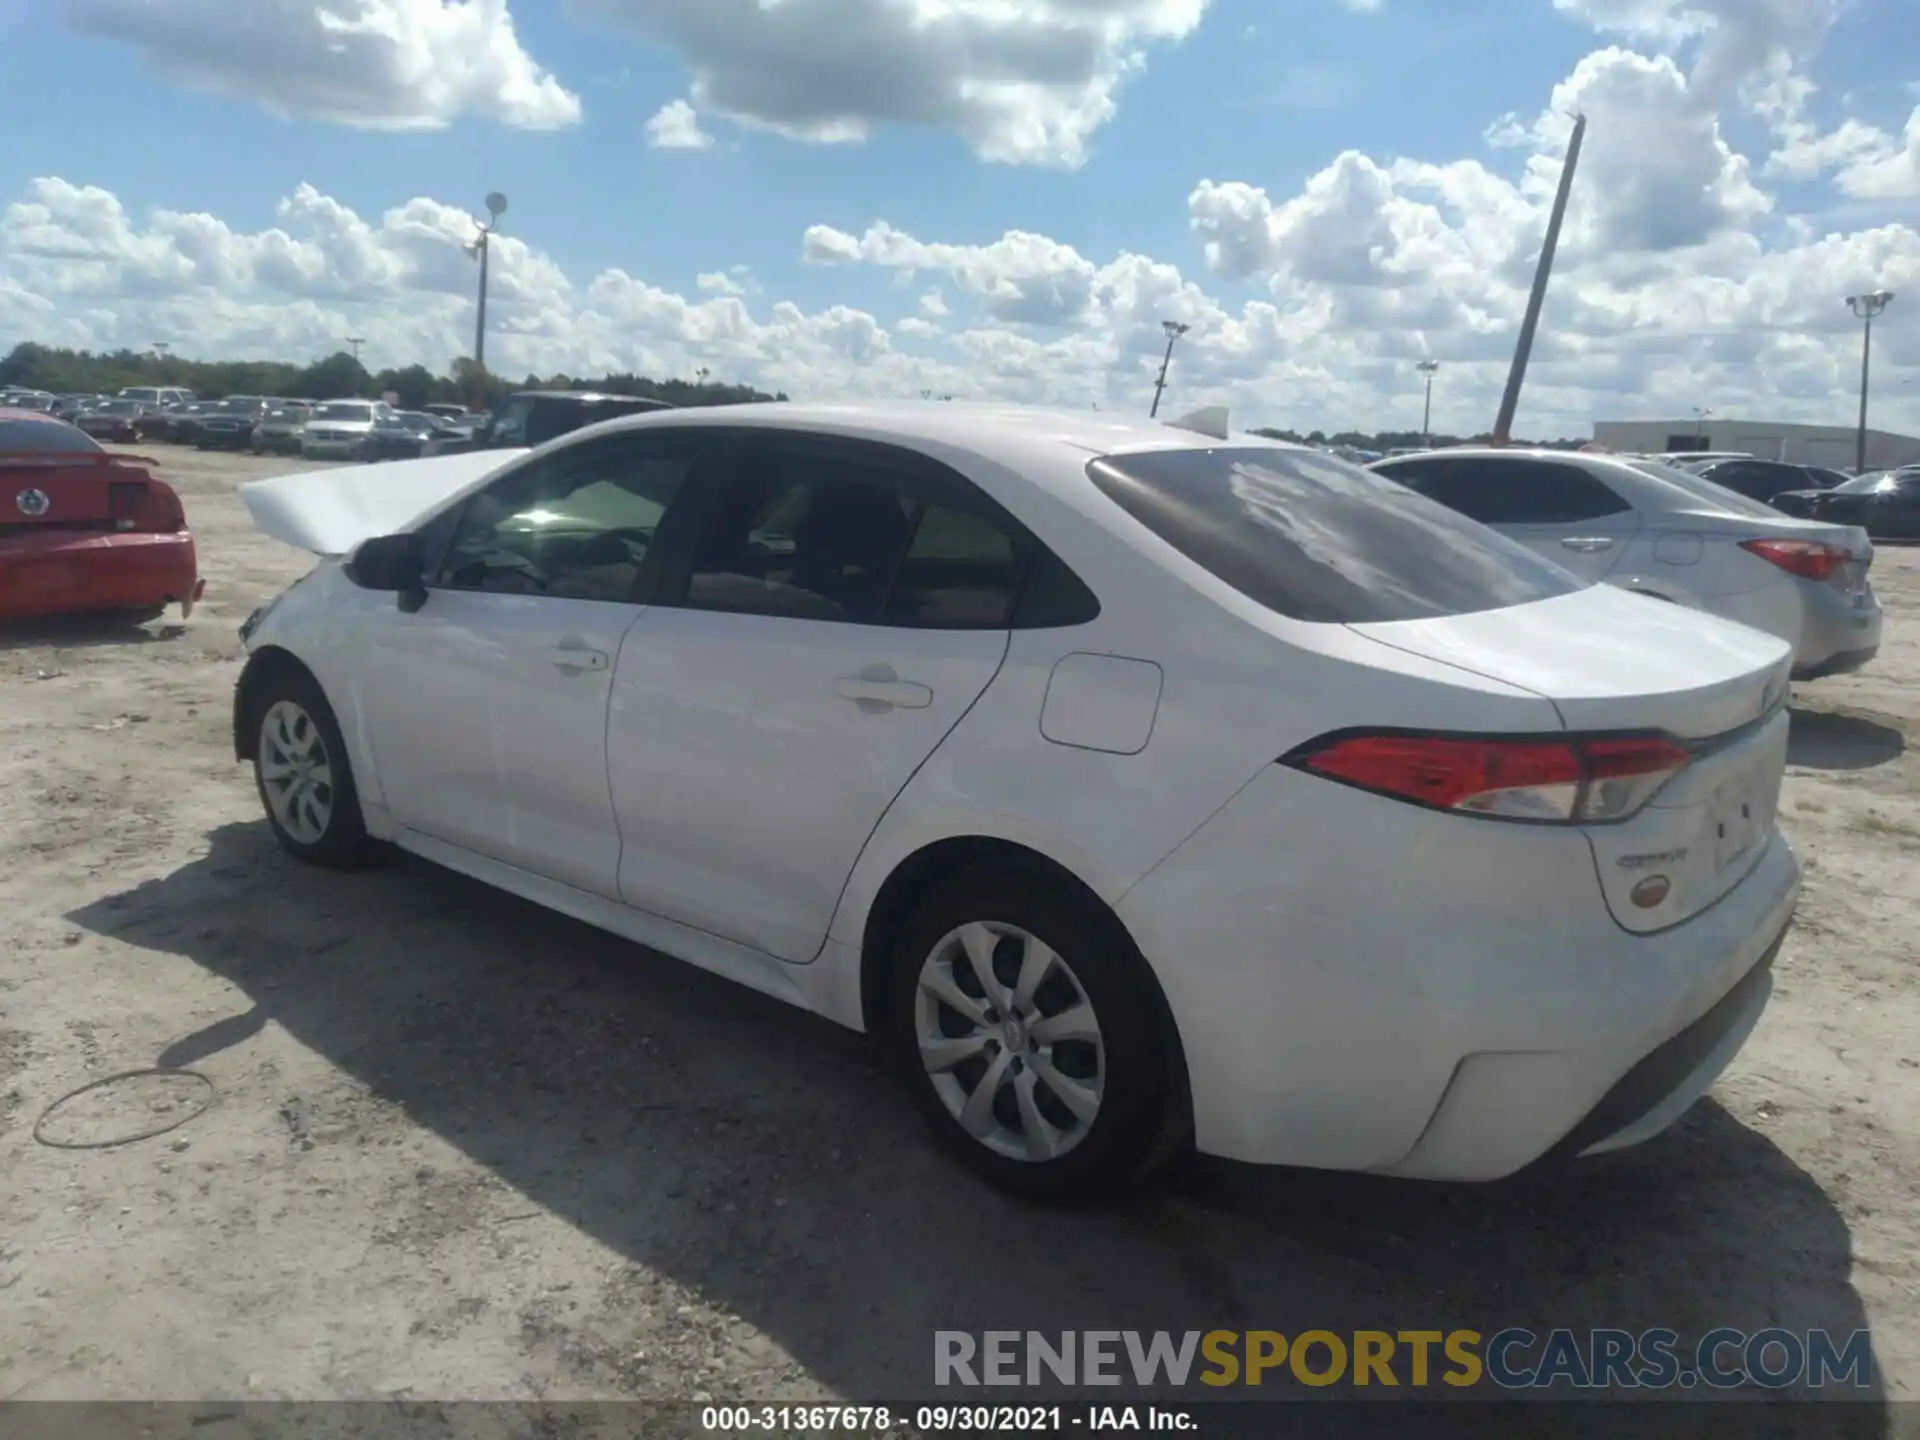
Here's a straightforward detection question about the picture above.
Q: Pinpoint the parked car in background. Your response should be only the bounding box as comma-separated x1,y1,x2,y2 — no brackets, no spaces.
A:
367,411,457,461
2,390,58,413
51,394,103,419
1371,448,1881,680
197,397,274,451
160,400,217,445
250,403,312,455
1771,468,1920,539
1683,457,1850,505
76,399,164,444
0,408,203,621
231,402,1801,1198
117,386,196,408
420,391,671,456
1657,451,1754,466
300,399,393,460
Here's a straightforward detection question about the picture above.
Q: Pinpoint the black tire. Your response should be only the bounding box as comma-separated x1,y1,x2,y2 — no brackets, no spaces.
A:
248,665,377,869
884,863,1188,1202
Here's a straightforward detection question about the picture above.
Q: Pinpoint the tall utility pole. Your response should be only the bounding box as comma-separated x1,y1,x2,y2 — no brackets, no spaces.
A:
1150,320,1191,418
346,337,366,363
465,192,509,396
1846,291,1894,473
1494,113,1586,445
1417,360,1439,445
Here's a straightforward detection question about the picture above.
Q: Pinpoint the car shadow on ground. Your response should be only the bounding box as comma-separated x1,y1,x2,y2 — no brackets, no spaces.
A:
0,614,184,652
68,822,1885,1419
1786,706,1906,771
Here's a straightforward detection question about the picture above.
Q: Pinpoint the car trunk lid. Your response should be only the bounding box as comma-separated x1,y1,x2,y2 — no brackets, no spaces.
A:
1348,585,1793,930
1,455,182,537
1348,584,1791,738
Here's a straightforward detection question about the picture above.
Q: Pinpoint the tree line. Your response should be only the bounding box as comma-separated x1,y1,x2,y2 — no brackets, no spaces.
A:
1249,426,1589,451
0,344,782,411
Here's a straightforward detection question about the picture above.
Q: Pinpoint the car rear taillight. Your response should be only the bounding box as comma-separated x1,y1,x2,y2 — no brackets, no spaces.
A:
1284,731,1692,824
1740,537,1849,582
107,479,185,533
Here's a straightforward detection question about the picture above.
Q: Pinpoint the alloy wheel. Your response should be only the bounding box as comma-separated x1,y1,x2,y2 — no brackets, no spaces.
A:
258,699,335,845
914,922,1105,1163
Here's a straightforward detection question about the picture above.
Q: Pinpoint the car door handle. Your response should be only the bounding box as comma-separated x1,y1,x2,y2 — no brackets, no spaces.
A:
836,663,933,710
550,641,609,673
1559,537,1615,552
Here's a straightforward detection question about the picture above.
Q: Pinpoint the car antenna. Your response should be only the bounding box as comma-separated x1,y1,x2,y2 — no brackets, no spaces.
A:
1165,405,1229,441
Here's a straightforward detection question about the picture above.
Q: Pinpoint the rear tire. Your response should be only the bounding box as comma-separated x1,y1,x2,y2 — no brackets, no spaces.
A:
248,666,377,869
884,864,1186,1202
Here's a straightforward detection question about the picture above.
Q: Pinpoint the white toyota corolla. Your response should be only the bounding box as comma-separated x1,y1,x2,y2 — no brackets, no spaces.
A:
234,402,1799,1199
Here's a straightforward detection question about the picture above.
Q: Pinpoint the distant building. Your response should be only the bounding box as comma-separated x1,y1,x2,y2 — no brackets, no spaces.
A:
1590,418,1920,471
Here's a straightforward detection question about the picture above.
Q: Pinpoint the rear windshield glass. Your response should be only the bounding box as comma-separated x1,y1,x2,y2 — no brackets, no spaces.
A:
312,402,375,421
1086,446,1586,623
0,418,103,453
1624,460,1786,518
1835,472,1892,494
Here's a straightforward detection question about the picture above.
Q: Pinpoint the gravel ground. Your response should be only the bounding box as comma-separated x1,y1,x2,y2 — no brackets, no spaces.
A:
0,447,1916,1411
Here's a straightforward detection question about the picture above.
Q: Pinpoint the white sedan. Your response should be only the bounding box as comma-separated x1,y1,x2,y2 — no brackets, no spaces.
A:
233,403,1800,1199
1370,448,1882,681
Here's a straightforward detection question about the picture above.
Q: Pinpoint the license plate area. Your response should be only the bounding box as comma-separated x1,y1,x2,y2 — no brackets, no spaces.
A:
1706,762,1778,874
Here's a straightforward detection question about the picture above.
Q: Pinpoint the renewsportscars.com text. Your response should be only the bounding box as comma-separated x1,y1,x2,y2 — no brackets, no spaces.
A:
934,1328,1874,1391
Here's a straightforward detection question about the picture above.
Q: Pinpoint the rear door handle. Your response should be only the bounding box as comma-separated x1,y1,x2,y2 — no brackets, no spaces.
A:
1560,537,1615,552
550,640,609,673
836,663,932,710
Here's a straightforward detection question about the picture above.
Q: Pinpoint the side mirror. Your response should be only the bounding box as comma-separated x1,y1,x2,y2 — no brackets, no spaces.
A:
343,532,428,611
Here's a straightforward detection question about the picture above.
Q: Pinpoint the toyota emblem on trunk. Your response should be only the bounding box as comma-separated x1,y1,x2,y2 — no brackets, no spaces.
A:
15,487,51,517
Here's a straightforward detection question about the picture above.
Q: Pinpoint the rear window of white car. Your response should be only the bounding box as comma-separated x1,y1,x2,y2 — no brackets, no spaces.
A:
1624,460,1787,518
1087,446,1586,624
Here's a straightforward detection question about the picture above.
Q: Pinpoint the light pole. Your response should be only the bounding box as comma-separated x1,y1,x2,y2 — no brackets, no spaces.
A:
1846,290,1894,474
1150,320,1191,418
1692,405,1712,445
465,192,509,393
1416,360,1439,446
346,336,366,364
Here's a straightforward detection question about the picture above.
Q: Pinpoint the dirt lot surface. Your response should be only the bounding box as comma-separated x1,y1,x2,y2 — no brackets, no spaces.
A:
1,447,1916,1410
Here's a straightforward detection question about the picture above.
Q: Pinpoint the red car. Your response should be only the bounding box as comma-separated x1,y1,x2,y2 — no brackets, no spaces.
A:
0,409,205,622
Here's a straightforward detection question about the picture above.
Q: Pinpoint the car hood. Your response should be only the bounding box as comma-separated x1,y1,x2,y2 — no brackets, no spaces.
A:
240,449,526,556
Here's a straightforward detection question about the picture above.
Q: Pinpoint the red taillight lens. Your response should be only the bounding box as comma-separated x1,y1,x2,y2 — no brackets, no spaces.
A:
1287,731,1691,824
106,479,186,533
1740,537,1848,582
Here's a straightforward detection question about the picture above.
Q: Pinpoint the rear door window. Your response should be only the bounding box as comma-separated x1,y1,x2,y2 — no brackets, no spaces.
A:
1087,446,1585,624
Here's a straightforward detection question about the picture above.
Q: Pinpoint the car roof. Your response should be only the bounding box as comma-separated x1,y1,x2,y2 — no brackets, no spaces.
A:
0,406,65,422
580,399,1295,475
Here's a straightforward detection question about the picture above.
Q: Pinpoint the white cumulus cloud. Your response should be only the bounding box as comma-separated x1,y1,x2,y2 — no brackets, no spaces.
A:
61,0,582,129
572,0,1212,166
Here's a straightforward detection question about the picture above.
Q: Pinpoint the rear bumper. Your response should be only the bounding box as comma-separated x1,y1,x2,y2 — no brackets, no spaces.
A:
1115,764,1800,1180
1792,581,1882,678
0,529,201,620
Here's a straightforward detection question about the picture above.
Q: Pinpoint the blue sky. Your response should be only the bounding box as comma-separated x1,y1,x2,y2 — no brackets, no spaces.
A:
1,0,1916,436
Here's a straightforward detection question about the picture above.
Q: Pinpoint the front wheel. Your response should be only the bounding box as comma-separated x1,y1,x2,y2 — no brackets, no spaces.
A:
250,667,377,868
885,865,1187,1201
